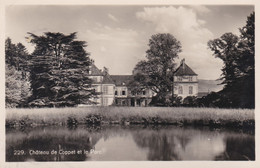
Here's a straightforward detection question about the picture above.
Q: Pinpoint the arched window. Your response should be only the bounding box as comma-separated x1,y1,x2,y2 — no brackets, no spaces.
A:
178,86,183,94
189,86,193,94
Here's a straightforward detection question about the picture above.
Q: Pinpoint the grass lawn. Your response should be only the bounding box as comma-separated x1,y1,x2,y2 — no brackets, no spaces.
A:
6,106,254,128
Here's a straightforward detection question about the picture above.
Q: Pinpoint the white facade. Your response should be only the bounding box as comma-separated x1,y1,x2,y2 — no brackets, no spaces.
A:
92,84,115,106
85,59,199,106
174,78,198,98
173,59,198,99
114,86,128,98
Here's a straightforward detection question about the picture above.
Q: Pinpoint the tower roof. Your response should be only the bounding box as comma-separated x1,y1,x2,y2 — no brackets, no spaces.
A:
174,59,197,76
88,64,103,76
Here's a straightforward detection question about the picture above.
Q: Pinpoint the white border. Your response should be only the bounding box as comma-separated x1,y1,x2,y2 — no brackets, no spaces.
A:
0,0,259,168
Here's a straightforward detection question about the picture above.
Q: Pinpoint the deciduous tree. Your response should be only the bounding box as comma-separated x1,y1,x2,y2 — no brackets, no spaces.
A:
207,12,254,108
133,33,182,105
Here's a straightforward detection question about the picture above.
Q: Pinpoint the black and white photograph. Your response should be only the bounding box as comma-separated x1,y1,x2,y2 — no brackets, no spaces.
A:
2,1,258,167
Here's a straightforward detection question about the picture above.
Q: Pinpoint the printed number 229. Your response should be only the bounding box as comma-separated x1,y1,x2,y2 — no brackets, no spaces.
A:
14,150,25,155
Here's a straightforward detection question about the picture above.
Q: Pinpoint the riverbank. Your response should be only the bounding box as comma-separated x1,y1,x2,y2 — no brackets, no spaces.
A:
6,107,254,129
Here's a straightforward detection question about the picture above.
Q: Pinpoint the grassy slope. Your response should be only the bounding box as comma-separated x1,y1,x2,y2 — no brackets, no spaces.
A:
6,107,254,128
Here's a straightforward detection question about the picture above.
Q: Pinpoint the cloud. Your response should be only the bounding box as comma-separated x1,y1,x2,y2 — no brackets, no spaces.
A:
82,26,145,75
108,13,119,22
190,5,211,14
136,6,222,79
136,6,213,44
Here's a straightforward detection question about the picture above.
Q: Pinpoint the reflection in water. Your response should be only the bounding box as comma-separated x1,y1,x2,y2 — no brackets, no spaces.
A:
6,126,254,161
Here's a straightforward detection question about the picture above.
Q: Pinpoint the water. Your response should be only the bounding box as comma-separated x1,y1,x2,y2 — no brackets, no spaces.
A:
6,125,254,161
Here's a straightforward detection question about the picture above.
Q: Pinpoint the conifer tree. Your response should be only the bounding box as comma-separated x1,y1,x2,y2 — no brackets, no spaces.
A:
27,32,96,107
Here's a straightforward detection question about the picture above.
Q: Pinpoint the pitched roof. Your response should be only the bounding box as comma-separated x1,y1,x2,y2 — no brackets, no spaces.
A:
89,64,103,76
174,59,197,76
110,75,134,86
103,75,115,84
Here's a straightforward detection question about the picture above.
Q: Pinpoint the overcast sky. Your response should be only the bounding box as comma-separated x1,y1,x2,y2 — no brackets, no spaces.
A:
5,5,254,79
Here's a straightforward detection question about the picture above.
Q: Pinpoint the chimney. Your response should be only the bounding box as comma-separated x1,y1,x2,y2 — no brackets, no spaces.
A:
182,59,185,70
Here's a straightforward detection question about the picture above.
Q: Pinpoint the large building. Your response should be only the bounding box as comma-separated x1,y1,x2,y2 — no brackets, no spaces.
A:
86,59,198,106
110,75,154,106
87,64,115,106
173,59,198,98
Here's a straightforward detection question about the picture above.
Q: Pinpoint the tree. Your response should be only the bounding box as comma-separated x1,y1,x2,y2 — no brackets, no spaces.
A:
27,32,96,107
133,33,182,105
5,38,31,108
183,96,197,107
5,38,17,67
5,38,30,73
208,12,254,108
5,65,31,108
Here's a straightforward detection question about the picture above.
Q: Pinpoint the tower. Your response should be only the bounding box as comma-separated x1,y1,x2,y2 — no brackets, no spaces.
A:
173,59,198,99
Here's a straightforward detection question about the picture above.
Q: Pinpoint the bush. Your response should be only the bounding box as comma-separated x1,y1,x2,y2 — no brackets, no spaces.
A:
84,114,103,125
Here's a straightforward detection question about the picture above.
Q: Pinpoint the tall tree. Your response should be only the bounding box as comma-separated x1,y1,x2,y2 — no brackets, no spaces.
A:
5,38,30,73
5,38,17,67
133,33,182,105
208,12,254,108
27,32,96,107
5,38,31,108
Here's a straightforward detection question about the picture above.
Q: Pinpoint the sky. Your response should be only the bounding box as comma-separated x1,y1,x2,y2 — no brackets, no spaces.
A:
5,5,254,79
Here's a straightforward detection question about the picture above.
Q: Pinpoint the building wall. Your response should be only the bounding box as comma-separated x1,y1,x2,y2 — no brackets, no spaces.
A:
92,84,115,106
174,75,198,82
115,86,128,98
174,75,198,99
88,76,103,83
114,87,154,106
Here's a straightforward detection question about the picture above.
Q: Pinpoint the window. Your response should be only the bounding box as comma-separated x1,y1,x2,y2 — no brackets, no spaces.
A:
122,100,126,105
103,86,108,94
177,77,182,81
142,91,146,95
115,90,118,95
178,86,183,94
188,76,192,81
189,86,193,94
122,90,126,95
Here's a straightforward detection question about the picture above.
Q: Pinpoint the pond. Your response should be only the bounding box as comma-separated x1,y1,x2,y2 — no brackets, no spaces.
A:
6,125,254,161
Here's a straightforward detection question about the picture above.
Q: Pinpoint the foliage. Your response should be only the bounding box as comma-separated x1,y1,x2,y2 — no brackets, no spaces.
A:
5,65,31,108
5,38,30,73
207,12,254,108
27,32,97,107
133,33,182,105
5,38,31,108
183,96,197,107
